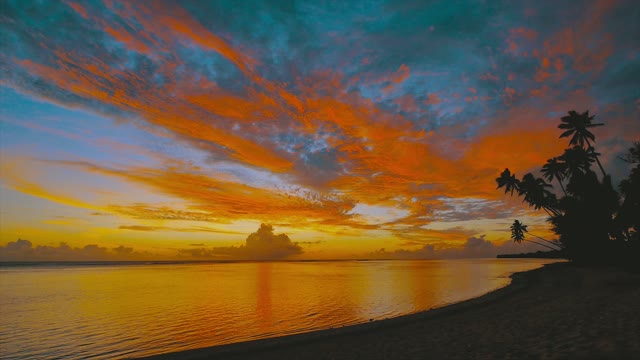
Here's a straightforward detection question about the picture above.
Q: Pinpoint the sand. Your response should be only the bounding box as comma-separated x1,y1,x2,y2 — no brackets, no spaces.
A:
138,262,640,359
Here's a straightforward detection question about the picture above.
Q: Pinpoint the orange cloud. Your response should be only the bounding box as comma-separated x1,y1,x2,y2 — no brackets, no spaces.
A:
505,27,538,55
152,2,258,76
118,225,244,234
393,94,419,113
538,0,616,75
0,160,102,212
384,64,410,89
64,1,89,19
423,93,441,105
32,158,366,232
17,53,293,172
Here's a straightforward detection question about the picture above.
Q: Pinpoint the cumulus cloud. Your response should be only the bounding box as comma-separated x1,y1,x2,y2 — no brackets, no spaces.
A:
180,224,303,260
368,235,544,259
0,239,149,261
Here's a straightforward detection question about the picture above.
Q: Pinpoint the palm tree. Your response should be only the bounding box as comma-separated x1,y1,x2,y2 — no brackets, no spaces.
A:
558,110,606,176
510,220,561,250
511,220,526,242
518,173,560,216
496,168,520,195
559,146,595,179
541,157,567,196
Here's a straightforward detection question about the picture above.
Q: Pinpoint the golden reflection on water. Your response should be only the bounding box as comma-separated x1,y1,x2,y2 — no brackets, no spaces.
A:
0,259,559,359
256,263,272,331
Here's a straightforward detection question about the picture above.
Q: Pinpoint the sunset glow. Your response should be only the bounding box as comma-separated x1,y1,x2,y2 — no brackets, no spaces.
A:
1,0,638,260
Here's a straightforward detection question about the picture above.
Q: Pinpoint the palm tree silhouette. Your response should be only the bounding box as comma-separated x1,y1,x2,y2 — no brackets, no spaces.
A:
559,146,595,179
558,110,606,176
542,157,568,196
617,142,640,242
518,173,560,216
510,220,561,250
511,220,526,242
495,110,639,265
496,168,520,195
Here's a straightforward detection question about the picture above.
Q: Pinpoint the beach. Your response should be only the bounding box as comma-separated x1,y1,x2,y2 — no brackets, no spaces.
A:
139,262,640,360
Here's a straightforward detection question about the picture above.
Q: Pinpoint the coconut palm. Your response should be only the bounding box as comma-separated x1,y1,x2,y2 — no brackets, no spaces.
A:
524,223,564,248
496,168,520,195
541,157,567,196
510,220,561,250
518,173,559,216
558,110,606,176
510,220,526,242
559,146,595,179
495,111,639,264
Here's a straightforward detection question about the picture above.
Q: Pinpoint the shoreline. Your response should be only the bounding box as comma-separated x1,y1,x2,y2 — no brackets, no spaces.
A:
136,261,640,359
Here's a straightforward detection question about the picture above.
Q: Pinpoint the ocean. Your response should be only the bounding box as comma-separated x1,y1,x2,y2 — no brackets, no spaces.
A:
0,258,558,359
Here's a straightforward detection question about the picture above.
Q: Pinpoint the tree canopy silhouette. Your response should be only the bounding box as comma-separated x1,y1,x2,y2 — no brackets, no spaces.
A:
510,220,526,243
496,168,520,196
541,157,567,196
510,220,562,251
497,110,638,266
558,110,606,176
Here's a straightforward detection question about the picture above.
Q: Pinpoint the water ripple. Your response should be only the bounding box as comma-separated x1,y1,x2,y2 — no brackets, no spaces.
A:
0,259,557,359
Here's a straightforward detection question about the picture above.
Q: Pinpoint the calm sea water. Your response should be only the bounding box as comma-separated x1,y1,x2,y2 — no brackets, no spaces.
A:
0,259,557,359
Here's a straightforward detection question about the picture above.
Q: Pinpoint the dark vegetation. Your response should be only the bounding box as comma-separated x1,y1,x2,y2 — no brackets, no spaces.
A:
496,110,639,268
496,250,565,259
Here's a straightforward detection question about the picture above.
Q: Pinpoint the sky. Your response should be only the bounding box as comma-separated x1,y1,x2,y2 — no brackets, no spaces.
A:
0,0,638,261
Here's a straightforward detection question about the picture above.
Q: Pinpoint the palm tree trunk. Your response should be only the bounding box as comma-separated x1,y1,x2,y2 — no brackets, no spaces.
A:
525,239,561,251
526,231,563,249
593,155,606,177
585,138,607,177
543,205,562,217
556,177,567,196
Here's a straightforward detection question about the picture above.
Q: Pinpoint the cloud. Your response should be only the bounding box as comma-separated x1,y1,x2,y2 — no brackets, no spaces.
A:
118,224,244,235
368,235,544,260
0,0,638,254
112,245,135,255
0,239,150,261
298,240,324,245
119,225,159,232
180,224,302,260
15,158,363,232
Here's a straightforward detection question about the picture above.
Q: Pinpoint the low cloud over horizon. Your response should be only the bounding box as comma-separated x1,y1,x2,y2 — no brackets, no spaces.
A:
0,239,150,261
0,232,548,262
368,235,549,260
179,224,303,260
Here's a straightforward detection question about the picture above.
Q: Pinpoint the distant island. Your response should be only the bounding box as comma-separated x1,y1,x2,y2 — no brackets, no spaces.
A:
497,250,565,259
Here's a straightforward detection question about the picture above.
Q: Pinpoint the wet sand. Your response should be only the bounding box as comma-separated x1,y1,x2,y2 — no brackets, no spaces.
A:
138,262,640,359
